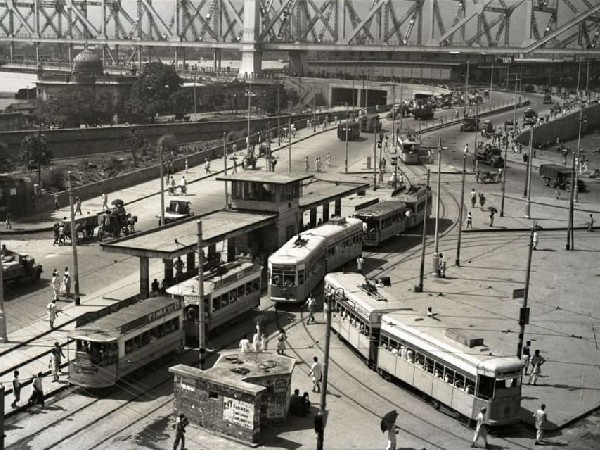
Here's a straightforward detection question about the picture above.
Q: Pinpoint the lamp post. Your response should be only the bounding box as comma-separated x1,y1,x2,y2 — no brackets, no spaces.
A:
489,60,494,104
463,57,470,118
67,171,81,305
344,102,350,173
414,170,431,293
313,93,317,132
574,109,586,202
193,75,197,117
158,137,166,227
223,132,228,207
567,153,576,250
500,136,509,217
197,220,206,369
517,224,541,359
524,124,534,219
0,236,6,341
277,87,281,145
433,138,442,274
246,89,256,151
512,75,519,130
288,102,292,173
456,146,468,267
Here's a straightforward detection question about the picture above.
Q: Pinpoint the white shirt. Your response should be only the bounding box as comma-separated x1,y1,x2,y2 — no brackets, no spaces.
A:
310,361,322,380
239,338,250,352
475,411,486,432
534,409,546,429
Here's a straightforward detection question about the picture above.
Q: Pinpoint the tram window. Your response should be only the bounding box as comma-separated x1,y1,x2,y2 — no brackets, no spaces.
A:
142,331,151,346
156,323,165,338
444,368,455,384
125,339,133,354
434,362,444,378
465,378,476,395
416,352,425,367
213,296,221,312
424,357,434,373
380,335,389,349
298,270,305,284
477,375,495,400
283,272,295,286
453,373,465,389
252,279,260,291
229,291,237,304
496,377,519,389
328,246,335,256
237,285,245,298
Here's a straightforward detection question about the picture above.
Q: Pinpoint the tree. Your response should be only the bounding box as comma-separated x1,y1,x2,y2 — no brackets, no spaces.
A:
20,133,52,187
35,89,116,127
127,62,184,121
256,86,299,114
123,128,151,167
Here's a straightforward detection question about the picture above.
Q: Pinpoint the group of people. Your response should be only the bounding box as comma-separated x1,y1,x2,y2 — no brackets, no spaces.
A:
468,188,496,227
167,175,187,195
50,267,71,302
303,153,332,172
289,389,312,417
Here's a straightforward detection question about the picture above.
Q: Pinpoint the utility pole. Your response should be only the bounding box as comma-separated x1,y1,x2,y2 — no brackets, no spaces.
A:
500,138,509,217
463,57,470,118
67,172,81,306
317,289,335,450
517,225,539,359
0,235,6,341
197,221,206,370
313,93,317,132
574,109,585,202
373,131,377,190
567,154,576,250
223,132,228,207
277,87,281,145
456,146,468,267
524,125,534,219
414,170,430,293
489,60,494,103
344,102,349,174
433,138,442,274
288,105,292,173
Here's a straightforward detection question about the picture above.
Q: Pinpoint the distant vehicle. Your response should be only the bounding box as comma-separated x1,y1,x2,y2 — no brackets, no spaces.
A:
481,120,495,138
398,133,422,165
460,116,480,132
337,121,360,141
63,214,100,243
158,200,192,226
98,200,135,241
504,119,515,130
543,94,552,104
1,246,43,284
539,164,587,191
475,145,504,168
359,114,382,133
413,106,434,120
483,90,490,97
353,201,409,247
523,108,538,125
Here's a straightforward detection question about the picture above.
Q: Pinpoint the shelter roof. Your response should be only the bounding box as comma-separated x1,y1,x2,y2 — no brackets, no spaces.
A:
216,172,313,185
298,181,369,210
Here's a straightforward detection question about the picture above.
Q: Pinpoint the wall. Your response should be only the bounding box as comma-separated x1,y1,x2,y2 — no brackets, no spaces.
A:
517,104,600,146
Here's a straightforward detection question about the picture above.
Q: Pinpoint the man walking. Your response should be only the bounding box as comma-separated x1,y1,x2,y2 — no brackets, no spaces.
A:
588,214,595,232
172,413,188,450
466,211,473,228
356,255,364,275
470,189,477,208
75,197,82,215
11,370,21,409
101,192,109,211
533,230,539,250
309,356,323,393
479,192,486,210
61,267,71,298
438,253,447,278
489,209,496,227
529,350,545,385
471,407,489,448
305,294,317,324
49,342,66,382
522,341,532,375
533,404,547,445
47,300,59,329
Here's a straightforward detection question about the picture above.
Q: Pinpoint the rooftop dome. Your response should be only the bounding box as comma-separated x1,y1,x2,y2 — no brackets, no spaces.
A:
72,50,103,76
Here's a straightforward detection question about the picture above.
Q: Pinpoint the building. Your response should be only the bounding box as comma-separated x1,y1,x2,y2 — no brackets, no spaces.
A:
169,350,295,445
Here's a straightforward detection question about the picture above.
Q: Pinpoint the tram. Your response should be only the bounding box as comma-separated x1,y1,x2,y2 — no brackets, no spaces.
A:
268,216,363,304
395,184,432,229
324,272,523,426
398,133,422,165
166,257,262,344
68,296,183,388
353,201,409,247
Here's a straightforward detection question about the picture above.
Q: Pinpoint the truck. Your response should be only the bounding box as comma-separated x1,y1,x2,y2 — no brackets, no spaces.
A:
460,116,480,132
413,106,434,120
1,246,43,284
523,108,538,125
539,164,587,191
475,145,504,168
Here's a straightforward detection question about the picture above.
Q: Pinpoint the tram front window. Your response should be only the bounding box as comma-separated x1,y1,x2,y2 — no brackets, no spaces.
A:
271,266,296,286
477,375,495,400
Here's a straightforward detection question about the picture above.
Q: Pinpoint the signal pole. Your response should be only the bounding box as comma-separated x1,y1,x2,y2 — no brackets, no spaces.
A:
414,170,431,293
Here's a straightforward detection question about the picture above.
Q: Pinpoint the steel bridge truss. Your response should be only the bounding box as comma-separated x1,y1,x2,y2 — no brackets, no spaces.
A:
0,0,599,55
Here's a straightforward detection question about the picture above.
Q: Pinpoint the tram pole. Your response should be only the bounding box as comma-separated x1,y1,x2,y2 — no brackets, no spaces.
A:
517,224,538,359
414,169,430,293
317,288,335,450
197,220,207,370
223,132,228,208
432,138,442,274
524,124,534,218
456,146,468,267
68,171,81,306
288,109,292,173
344,102,349,173
0,235,6,341
566,154,576,250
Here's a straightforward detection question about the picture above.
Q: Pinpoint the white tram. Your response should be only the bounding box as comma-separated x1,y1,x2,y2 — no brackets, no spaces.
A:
68,296,183,388
166,258,262,344
268,216,363,304
395,184,432,229
324,272,523,426
353,201,409,247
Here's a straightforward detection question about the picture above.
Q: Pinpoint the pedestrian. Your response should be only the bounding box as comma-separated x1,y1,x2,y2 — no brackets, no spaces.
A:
386,420,398,450
184,158,189,173
260,332,267,351
53,222,59,245
438,253,447,278
588,214,595,232
305,156,310,172
53,194,60,211
471,407,489,448
101,192,108,211
49,342,66,382
174,257,184,282
58,222,65,245
356,254,364,274
5,211,12,230
533,230,539,250
305,293,317,324
314,157,320,172
308,356,323,393
29,372,45,407
75,197,82,215
276,328,287,355
239,334,251,353
533,404,547,445
180,175,187,195
205,157,211,174
233,157,238,173
61,267,71,298
466,211,472,228
529,350,545,385
479,192,486,210
172,413,188,450
47,299,59,328
51,269,60,300
252,329,261,351
522,340,532,375
151,278,160,296
489,209,495,227
470,189,477,208
326,152,331,167
11,370,21,409
555,187,560,200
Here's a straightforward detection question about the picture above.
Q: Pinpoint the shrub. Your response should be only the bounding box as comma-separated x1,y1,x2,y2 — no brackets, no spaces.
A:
41,168,67,192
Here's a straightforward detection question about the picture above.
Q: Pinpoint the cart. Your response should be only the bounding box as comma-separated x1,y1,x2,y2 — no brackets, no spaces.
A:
64,214,100,243
477,171,501,184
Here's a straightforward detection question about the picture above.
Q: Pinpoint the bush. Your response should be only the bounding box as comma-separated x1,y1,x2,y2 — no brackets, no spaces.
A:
523,84,535,92
41,168,67,192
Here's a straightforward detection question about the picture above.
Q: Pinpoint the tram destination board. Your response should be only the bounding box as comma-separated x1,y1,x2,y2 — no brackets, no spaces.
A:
120,300,182,334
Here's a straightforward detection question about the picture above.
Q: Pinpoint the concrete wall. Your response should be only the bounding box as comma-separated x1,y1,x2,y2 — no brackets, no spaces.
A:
517,104,600,146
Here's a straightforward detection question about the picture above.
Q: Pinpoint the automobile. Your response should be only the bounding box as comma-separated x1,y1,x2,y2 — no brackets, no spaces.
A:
481,120,494,137
523,108,538,125
460,116,480,132
475,145,504,168
543,94,552,104
504,119,515,130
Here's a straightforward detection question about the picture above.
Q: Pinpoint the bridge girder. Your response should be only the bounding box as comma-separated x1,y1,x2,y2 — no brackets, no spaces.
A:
0,0,599,56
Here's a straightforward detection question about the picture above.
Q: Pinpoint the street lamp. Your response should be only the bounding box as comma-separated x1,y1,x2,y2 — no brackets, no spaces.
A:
67,171,81,306
0,235,6,341
574,109,586,202
414,170,431,293
344,102,350,174
433,138,443,274
246,89,257,151
500,136,509,217
456,146,468,267
524,124,534,219
463,57,470,118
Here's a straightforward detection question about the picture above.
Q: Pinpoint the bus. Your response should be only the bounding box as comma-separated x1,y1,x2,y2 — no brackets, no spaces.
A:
338,121,360,140
167,257,262,344
359,114,382,133
325,272,523,426
353,201,409,247
68,296,184,388
268,216,363,304
398,133,421,165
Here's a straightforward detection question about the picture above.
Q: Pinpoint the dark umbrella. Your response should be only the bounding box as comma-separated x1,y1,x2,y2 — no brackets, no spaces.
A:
111,199,124,206
488,206,498,214
380,410,398,432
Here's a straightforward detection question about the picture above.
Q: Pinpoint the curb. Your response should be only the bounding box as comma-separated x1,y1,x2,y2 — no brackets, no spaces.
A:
463,225,594,233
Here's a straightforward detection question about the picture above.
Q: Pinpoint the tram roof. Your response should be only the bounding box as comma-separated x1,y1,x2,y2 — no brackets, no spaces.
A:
70,296,181,342
394,185,430,204
216,172,314,185
353,201,407,217
298,181,369,211
101,210,276,259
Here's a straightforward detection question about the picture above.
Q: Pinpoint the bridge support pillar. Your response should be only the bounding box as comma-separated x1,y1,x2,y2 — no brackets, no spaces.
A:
9,42,13,63
288,51,308,77
322,202,330,222
140,256,150,299
213,49,222,73
239,0,262,78
309,207,317,228
163,258,174,285
334,199,342,217
186,252,196,275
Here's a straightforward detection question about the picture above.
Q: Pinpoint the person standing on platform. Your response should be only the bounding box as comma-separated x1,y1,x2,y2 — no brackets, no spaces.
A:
61,267,71,299
276,329,287,355
51,269,60,300
533,404,547,445
49,342,66,382
522,341,532,375
471,407,489,448
11,370,21,409
29,372,44,407
529,350,545,385
75,197,82,215
205,157,211,174
357,255,364,274
239,334,251,353
309,356,323,393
